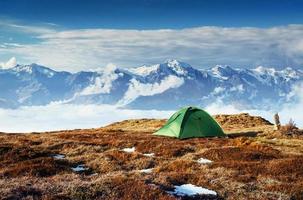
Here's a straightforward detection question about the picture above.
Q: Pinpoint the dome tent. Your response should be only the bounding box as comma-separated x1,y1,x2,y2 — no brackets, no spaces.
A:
153,107,224,139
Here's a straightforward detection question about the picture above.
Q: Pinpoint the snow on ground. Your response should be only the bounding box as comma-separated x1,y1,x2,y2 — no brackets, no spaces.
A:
52,154,65,159
139,168,153,174
197,158,213,164
139,168,153,173
143,153,155,157
71,164,88,172
122,147,135,153
169,184,217,196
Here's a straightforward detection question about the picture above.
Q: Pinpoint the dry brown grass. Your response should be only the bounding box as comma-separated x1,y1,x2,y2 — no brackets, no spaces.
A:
0,157,71,178
0,113,302,200
279,119,303,136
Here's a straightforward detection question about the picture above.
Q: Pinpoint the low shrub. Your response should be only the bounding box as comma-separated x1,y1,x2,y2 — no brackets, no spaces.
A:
279,119,301,136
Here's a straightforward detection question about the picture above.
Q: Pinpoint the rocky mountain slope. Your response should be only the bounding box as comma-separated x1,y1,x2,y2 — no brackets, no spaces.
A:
1,60,302,110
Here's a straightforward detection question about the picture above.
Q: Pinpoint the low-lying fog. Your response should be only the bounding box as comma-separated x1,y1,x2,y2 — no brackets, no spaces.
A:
0,99,302,133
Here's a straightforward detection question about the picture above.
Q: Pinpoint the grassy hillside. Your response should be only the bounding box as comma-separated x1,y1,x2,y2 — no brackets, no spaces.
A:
0,114,302,200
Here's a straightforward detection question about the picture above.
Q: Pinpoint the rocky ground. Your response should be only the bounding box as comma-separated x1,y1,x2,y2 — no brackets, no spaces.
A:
0,113,302,200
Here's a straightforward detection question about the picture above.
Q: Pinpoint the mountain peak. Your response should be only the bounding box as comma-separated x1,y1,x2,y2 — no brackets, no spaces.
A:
253,66,276,75
164,59,181,65
12,63,56,77
128,60,193,77
12,64,34,73
210,65,237,79
164,59,192,68
212,65,234,71
160,59,193,76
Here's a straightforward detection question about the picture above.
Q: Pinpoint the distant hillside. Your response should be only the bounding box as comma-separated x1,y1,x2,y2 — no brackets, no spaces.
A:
103,113,273,133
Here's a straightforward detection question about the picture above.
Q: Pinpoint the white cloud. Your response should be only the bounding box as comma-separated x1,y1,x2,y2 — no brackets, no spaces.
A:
278,82,303,126
0,104,173,133
205,82,303,128
118,75,184,105
79,63,120,95
205,101,242,115
2,24,303,71
212,87,224,94
0,57,17,69
0,20,56,35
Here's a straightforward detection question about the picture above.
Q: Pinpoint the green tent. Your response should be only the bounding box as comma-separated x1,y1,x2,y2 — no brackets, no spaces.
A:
153,106,225,139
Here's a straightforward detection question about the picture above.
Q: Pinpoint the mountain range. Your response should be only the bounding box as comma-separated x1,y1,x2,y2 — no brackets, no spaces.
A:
0,59,302,110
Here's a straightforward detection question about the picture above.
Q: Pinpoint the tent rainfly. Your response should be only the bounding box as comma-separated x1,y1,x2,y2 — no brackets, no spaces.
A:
153,106,225,139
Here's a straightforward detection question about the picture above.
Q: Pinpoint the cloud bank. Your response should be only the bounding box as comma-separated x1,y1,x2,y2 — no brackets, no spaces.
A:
0,104,174,133
79,64,120,95
119,75,184,105
1,23,303,71
205,81,303,128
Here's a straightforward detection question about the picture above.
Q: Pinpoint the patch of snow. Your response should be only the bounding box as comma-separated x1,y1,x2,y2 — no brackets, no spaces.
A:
13,65,33,74
139,168,153,173
197,158,213,164
71,164,88,172
52,154,65,159
166,59,188,75
16,82,43,103
128,64,159,76
230,84,244,93
253,66,276,76
252,66,288,85
122,147,135,153
43,69,55,78
210,65,229,80
170,184,217,196
143,153,155,157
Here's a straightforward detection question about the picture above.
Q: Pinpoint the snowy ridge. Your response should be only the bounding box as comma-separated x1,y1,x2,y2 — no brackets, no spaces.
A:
0,59,302,110
128,64,159,76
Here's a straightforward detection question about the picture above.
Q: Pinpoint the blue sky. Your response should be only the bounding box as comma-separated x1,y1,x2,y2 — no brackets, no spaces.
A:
2,0,303,29
1,0,303,71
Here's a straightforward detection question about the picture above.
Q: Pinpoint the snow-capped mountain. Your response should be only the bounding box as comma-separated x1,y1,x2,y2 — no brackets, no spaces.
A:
0,60,302,110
